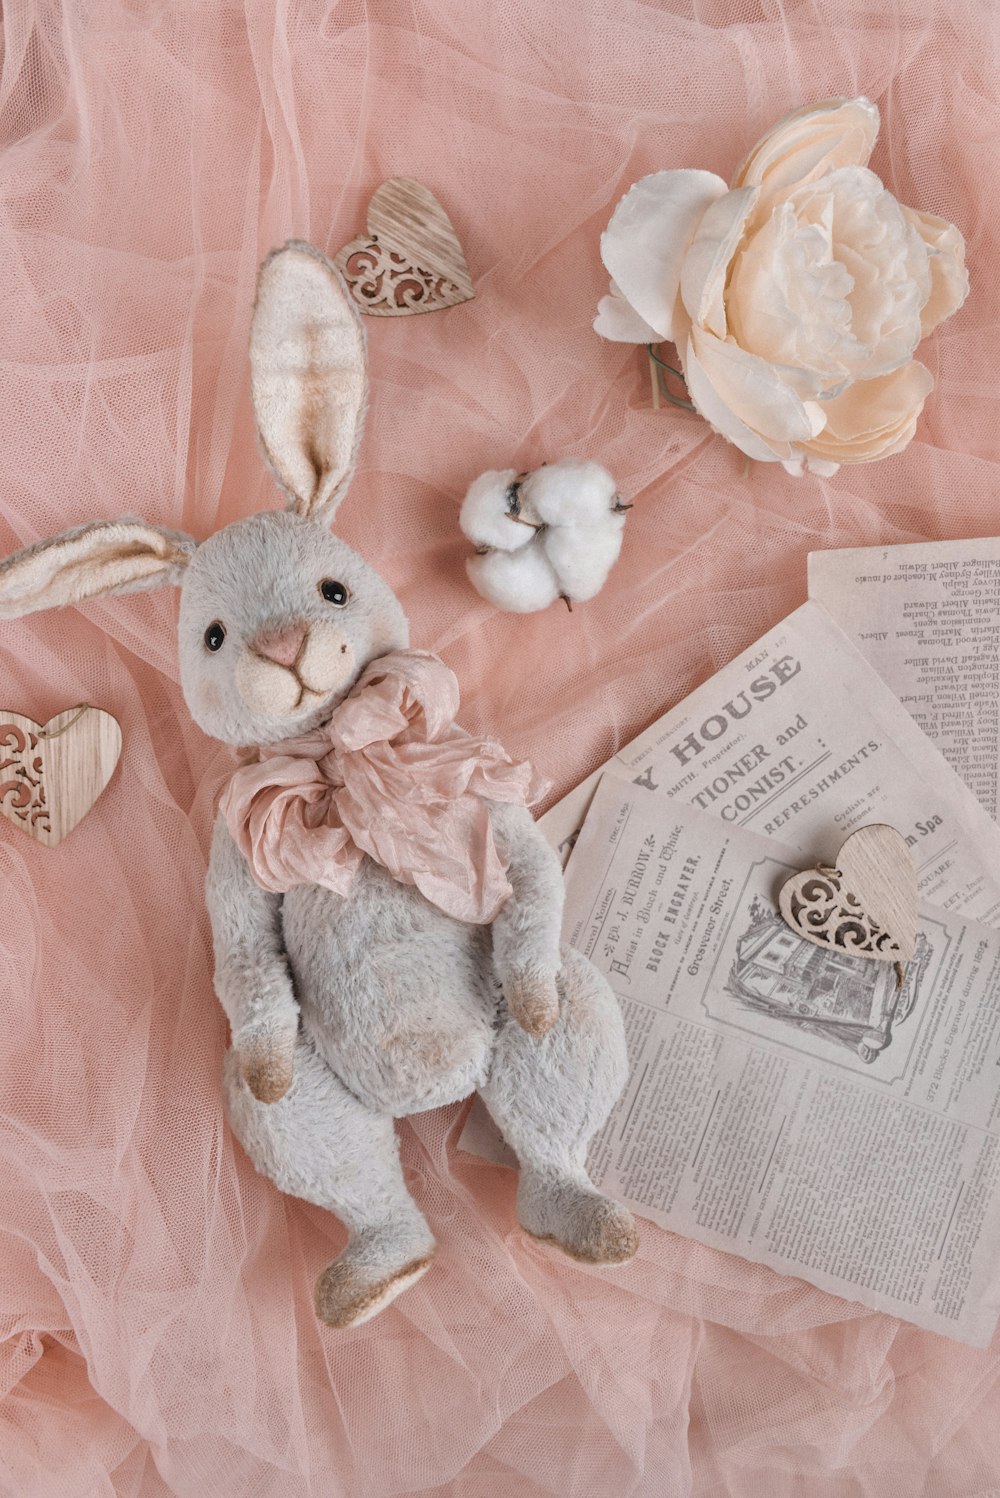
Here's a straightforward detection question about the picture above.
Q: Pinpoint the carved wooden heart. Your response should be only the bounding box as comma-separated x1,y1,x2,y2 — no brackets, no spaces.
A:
334,178,474,316
0,707,122,847
777,824,917,966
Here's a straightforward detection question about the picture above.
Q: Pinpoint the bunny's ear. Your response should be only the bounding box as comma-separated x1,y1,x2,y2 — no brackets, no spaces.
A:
0,517,196,620
250,241,367,525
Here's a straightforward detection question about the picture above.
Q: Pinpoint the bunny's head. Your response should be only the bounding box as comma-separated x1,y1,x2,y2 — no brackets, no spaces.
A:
0,243,408,746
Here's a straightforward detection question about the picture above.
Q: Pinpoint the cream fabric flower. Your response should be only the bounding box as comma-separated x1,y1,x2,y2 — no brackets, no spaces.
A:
595,99,969,474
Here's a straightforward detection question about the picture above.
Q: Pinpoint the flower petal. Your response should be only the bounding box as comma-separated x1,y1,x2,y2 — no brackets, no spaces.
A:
683,336,798,462
801,361,934,464
594,281,663,343
732,98,880,203
689,327,827,444
599,169,728,341
901,206,970,335
680,186,759,338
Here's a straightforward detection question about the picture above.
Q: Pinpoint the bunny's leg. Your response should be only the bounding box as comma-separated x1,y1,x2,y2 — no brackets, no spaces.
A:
479,946,639,1264
224,1033,436,1327
208,815,300,1104
488,803,566,1035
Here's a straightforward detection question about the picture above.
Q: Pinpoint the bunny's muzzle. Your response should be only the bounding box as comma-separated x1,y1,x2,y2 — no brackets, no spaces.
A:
236,618,356,716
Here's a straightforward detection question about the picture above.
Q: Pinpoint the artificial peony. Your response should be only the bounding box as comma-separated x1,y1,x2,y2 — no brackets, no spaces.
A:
595,98,969,474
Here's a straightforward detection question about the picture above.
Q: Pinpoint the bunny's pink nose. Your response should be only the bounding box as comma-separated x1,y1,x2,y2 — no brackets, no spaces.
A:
251,623,307,668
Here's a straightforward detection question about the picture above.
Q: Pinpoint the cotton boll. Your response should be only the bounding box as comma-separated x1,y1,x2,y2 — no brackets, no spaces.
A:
460,456,628,613
543,520,625,602
466,546,560,613
522,459,620,528
459,469,533,552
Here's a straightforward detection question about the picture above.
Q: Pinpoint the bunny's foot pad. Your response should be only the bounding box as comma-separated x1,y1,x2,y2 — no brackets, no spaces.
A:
522,1194,639,1267
314,1250,436,1328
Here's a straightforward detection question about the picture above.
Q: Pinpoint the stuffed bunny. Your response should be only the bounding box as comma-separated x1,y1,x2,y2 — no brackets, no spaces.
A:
0,242,637,1328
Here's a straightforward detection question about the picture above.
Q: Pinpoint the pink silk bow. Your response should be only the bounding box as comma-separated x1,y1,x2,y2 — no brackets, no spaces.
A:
219,650,550,924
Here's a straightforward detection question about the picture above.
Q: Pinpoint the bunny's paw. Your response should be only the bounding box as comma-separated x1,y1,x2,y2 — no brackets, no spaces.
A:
503,968,560,1037
518,1173,639,1267
314,1222,438,1328
237,1030,295,1103
315,1251,435,1329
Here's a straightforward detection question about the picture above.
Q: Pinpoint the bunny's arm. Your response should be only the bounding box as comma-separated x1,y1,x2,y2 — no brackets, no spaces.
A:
488,802,565,1037
206,812,299,1103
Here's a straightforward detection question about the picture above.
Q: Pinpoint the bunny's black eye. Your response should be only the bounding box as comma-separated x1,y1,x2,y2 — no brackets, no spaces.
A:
204,621,226,652
320,579,350,606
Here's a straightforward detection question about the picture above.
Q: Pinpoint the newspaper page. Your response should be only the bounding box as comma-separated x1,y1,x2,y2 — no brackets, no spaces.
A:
538,600,1000,928
465,777,1000,1344
808,538,1000,820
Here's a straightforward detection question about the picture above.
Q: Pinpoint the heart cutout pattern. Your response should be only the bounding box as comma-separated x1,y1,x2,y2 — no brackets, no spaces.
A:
334,178,474,316
0,707,122,847
777,824,917,967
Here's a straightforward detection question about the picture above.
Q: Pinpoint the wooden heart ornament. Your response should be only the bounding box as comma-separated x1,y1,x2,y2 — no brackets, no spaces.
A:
334,178,474,316
0,706,122,847
777,824,918,977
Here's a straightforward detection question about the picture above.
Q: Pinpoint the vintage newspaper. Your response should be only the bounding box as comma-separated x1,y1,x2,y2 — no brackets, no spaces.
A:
808,538,1000,820
538,600,1000,927
463,777,1000,1344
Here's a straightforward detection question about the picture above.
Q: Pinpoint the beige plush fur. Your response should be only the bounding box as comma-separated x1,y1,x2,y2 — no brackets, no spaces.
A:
0,518,196,618
251,241,368,522
234,617,354,715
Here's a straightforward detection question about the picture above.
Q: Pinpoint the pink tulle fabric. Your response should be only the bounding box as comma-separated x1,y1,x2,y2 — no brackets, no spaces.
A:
1,2,999,1494
220,649,546,922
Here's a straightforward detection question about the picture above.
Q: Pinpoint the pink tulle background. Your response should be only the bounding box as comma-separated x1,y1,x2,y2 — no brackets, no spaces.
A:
1,2,998,1494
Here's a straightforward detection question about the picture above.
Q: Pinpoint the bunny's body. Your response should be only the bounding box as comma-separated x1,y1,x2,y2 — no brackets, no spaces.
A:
0,243,637,1328
284,860,499,1115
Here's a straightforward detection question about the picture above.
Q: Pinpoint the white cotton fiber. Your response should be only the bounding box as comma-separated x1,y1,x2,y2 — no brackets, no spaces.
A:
543,519,624,602
461,457,627,614
466,547,560,613
522,460,620,528
458,469,533,552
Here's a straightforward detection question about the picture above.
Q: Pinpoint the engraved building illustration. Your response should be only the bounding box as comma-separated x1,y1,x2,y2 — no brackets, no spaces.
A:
725,897,926,1063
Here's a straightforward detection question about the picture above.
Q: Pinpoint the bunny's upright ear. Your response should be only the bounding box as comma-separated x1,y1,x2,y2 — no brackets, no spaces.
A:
250,241,367,525
0,517,196,619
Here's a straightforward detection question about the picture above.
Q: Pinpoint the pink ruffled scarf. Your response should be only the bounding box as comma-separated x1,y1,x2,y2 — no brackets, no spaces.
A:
219,650,549,924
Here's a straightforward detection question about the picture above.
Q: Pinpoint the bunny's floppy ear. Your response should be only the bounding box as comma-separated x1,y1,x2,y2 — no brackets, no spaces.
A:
250,240,367,525
0,517,196,619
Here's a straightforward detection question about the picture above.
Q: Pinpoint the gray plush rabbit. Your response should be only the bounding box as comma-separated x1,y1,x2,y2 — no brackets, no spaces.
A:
0,242,637,1327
